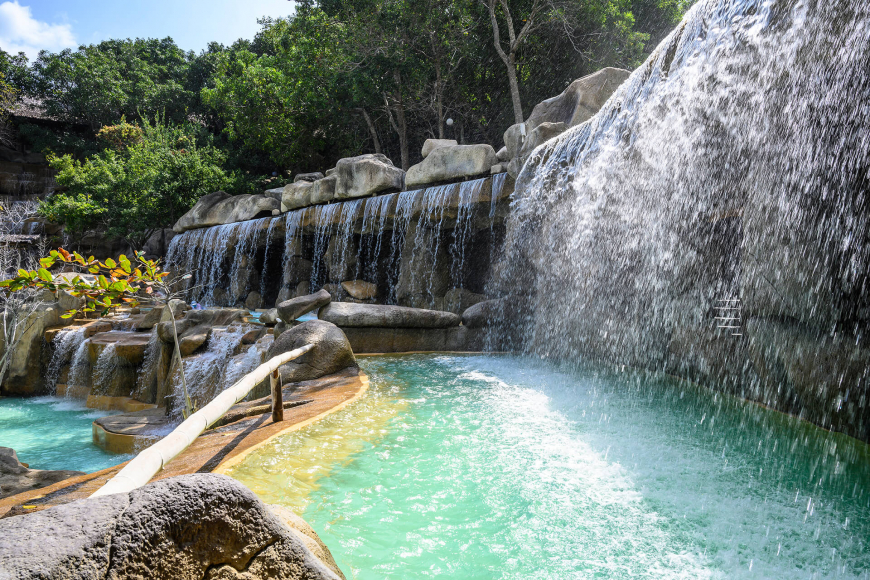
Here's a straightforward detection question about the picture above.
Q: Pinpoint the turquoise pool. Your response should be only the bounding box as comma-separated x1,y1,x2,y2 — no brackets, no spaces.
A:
0,396,129,473
229,354,870,579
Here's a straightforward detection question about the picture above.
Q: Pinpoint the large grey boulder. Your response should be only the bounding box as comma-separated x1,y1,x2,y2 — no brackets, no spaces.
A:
319,302,460,328
281,181,314,212
173,192,280,233
264,186,285,201
0,302,64,396
0,473,343,580
421,139,458,158
405,144,498,188
277,289,332,324
503,67,630,174
334,154,404,199
0,447,83,500
266,320,357,384
309,176,337,205
461,298,504,328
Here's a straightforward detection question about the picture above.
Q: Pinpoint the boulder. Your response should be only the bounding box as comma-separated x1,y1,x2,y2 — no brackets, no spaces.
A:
264,186,285,201
281,181,314,212
519,121,567,158
135,305,165,330
444,288,487,315
491,163,507,175
269,505,346,580
319,302,460,328
260,308,279,325
157,308,247,346
405,144,498,188
496,146,510,162
461,298,505,328
245,291,263,310
295,172,324,183
174,192,280,233
341,280,377,300
277,289,332,324
334,154,404,199
266,320,357,384
0,447,83,500
0,473,343,580
421,139,458,158
309,176,337,205
525,67,630,131
0,302,63,395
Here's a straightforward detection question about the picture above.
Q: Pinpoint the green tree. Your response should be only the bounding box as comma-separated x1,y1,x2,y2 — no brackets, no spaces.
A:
39,119,233,250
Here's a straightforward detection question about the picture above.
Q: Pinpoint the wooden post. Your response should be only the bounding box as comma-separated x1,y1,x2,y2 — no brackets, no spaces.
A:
271,369,283,423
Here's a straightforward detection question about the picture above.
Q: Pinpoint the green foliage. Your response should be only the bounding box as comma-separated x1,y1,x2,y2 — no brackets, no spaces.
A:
39,119,233,249
0,248,172,318
96,118,144,150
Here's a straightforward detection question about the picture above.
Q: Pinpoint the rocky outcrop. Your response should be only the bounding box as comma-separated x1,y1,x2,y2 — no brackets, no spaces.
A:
421,139,458,158
341,280,377,300
277,289,332,324
281,181,314,212
174,192,280,233
504,67,631,177
295,172,324,183
0,301,67,395
0,473,344,580
267,320,357,384
319,302,460,328
460,298,503,328
309,176,337,205
156,308,248,348
334,154,404,199
405,144,498,188
0,447,83,500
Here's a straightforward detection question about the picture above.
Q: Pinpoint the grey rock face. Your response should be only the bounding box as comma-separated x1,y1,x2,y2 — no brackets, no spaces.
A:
421,139,458,158
0,473,343,580
0,447,83,500
309,176,337,205
405,144,498,188
264,186,285,201
277,289,332,324
334,154,404,199
266,320,357,384
461,298,505,328
259,308,279,325
319,302,460,328
281,181,314,212
174,192,280,233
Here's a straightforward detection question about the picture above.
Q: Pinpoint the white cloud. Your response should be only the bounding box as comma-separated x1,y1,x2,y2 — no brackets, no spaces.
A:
0,1,76,60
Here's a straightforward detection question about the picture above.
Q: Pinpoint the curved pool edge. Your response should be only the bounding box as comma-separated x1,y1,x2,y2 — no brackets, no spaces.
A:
0,369,369,518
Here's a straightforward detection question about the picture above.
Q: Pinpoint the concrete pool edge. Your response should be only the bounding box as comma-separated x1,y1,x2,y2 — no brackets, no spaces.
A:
0,368,369,518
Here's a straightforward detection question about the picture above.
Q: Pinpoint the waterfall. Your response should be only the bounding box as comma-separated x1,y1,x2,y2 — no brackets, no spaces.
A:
66,339,91,395
133,332,161,402
328,199,364,286
490,172,507,218
258,216,283,299
309,204,341,290
223,334,274,390
493,0,870,438
360,193,395,284
46,326,86,392
167,326,248,418
165,223,233,304
450,178,487,288
387,190,421,304
91,344,118,395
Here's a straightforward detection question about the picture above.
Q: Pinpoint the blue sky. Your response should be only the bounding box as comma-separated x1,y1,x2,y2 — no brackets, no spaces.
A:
0,0,297,60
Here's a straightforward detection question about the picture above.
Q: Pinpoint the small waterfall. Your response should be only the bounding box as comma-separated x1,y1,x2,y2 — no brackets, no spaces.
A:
66,339,91,395
387,190,422,304
328,199,364,287
168,326,247,418
91,344,118,395
258,216,283,299
490,172,507,218
450,179,486,287
46,326,86,392
166,224,234,304
133,332,161,401
412,184,456,302
224,334,274,391
226,216,272,305
360,193,395,284
309,204,341,290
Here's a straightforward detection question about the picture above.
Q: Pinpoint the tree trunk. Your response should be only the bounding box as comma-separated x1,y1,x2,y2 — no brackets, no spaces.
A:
393,71,410,171
505,53,524,125
358,108,382,154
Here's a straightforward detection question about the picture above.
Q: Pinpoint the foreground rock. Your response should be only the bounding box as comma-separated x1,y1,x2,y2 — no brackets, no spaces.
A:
421,138,458,158
320,302,460,328
277,289,332,324
173,191,280,233
267,320,357,383
334,153,404,199
0,447,83,500
405,144,498,188
0,473,344,579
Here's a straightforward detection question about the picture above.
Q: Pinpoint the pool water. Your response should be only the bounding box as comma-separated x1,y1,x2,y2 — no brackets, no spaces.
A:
0,396,130,473
228,355,870,579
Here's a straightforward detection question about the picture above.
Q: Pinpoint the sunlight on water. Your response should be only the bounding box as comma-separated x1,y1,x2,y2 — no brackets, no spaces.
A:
0,396,130,472
229,355,870,579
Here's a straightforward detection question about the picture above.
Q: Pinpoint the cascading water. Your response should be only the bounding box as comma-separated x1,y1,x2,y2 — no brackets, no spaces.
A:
167,326,248,418
65,339,91,395
91,344,118,395
387,190,421,304
450,178,486,288
309,204,341,290
45,326,86,392
493,0,870,440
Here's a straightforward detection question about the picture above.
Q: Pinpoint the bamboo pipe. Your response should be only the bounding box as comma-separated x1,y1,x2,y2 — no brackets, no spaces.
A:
91,344,314,498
